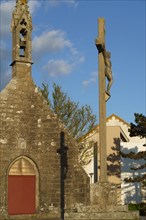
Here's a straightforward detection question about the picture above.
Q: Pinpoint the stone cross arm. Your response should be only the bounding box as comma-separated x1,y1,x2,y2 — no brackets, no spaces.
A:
95,38,105,53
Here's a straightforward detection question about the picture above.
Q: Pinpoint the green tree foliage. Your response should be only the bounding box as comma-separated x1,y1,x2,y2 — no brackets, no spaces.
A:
39,83,51,106
39,83,96,138
121,113,146,186
129,113,146,138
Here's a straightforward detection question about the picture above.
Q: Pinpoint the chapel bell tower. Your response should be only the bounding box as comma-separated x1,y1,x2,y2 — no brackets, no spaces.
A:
11,0,33,78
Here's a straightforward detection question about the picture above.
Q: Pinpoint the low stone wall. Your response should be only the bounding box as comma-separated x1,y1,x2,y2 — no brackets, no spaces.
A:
64,203,139,219
0,203,140,220
90,182,118,206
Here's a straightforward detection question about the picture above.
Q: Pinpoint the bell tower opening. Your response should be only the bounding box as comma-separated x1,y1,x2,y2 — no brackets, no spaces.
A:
19,19,27,57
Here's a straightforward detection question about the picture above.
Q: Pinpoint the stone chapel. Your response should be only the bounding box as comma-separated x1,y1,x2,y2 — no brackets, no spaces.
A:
0,0,89,218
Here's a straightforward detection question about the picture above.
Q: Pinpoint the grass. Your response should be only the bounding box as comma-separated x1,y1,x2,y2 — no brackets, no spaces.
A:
128,203,146,216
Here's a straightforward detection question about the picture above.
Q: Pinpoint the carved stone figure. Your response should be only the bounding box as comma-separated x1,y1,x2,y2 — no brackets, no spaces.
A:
95,36,113,98
103,51,113,96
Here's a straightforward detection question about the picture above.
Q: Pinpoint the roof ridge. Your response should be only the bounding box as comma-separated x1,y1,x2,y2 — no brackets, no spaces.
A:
78,114,130,141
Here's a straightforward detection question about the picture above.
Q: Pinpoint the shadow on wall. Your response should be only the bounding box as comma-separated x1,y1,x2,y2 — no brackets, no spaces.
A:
57,132,68,220
121,181,143,204
120,145,145,204
107,138,145,204
107,138,121,178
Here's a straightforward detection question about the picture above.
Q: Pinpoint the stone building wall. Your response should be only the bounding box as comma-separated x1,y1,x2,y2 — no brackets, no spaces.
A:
0,74,90,217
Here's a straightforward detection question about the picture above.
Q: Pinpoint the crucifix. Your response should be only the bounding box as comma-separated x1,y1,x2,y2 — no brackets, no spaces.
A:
95,18,113,183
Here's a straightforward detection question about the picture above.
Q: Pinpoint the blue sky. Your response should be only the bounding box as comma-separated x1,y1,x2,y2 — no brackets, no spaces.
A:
0,0,145,124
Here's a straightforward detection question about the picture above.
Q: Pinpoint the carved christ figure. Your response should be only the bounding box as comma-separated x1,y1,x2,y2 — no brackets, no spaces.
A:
95,37,113,98
103,50,113,96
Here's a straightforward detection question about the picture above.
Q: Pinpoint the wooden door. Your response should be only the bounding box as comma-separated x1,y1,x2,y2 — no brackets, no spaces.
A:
8,157,37,215
8,175,36,215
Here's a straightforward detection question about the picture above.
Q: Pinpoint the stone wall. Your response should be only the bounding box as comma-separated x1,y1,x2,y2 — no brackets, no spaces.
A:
0,74,90,218
90,182,117,206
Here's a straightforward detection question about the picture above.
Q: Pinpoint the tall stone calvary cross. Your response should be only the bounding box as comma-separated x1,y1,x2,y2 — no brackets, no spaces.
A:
95,18,113,183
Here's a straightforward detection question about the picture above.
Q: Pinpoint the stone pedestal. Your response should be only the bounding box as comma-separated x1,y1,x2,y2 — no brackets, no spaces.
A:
65,203,140,220
90,182,117,207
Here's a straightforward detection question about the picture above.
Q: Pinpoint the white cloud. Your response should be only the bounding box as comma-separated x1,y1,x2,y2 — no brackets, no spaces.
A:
64,0,79,7
32,29,73,56
32,29,85,77
47,0,78,8
82,72,97,87
79,55,85,63
0,1,15,37
0,0,40,37
46,0,61,7
29,0,41,14
43,59,73,77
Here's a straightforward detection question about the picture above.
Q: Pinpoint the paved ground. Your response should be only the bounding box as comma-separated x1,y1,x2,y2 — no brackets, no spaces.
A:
140,216,146,220
1,216,146,220
7,216,146,220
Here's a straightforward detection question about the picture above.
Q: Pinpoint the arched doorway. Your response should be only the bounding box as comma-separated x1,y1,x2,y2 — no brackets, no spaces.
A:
8,156,39,215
